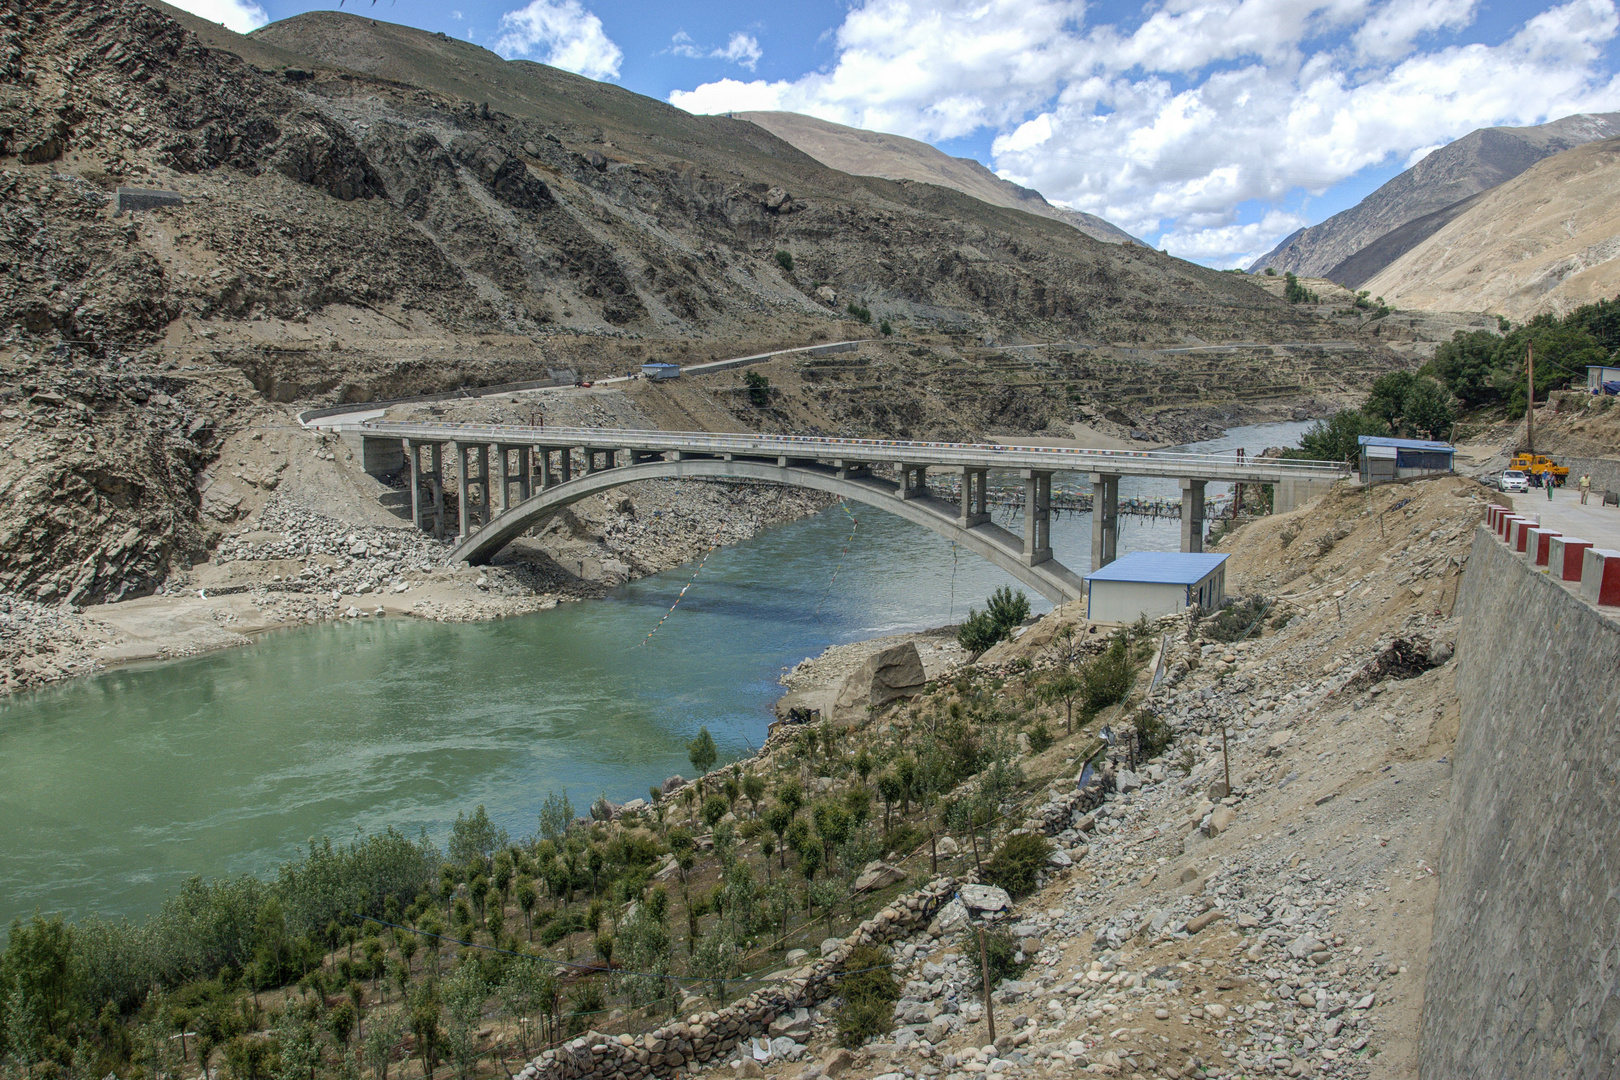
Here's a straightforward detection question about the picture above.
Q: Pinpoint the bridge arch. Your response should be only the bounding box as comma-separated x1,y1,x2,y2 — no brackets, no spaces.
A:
446,458,1086,604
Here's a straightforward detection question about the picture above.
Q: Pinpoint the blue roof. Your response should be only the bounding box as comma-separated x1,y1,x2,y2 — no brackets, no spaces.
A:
1357,436,1454,452
1086,551,1228,585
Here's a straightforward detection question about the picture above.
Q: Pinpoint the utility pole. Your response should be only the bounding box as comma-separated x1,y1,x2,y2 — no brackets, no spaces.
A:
1527,341,1535,454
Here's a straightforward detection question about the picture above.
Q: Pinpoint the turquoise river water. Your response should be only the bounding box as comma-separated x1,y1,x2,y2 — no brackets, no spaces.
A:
0,422,1308,927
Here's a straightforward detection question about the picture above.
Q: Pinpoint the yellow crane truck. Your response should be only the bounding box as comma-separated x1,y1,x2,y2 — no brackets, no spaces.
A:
1509,453,1570,484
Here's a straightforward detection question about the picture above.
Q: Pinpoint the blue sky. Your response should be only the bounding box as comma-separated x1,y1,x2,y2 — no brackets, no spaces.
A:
182,0,1620,268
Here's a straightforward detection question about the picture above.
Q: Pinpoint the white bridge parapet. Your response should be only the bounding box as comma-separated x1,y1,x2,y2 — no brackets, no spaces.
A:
352,422,1347,603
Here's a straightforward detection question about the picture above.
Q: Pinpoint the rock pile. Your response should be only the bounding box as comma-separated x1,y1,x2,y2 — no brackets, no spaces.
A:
517,877,958,1080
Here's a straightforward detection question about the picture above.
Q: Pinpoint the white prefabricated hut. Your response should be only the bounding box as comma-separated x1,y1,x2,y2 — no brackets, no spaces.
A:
1084,552,1229,623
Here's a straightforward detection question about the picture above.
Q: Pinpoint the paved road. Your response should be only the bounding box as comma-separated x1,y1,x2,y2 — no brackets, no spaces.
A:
359,421,1348,484
1510,490,1620,552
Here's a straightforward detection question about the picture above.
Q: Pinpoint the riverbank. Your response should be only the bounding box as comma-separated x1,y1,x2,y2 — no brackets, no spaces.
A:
0,475,835,697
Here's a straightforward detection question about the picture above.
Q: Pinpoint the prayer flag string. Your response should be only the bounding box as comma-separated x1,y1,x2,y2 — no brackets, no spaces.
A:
639,537,720,646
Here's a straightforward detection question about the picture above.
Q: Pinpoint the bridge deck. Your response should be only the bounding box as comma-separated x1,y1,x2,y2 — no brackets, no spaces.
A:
356,422,1346,484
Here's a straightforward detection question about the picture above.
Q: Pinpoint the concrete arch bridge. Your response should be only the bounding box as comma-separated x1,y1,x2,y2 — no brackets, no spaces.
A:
347,423,1347,604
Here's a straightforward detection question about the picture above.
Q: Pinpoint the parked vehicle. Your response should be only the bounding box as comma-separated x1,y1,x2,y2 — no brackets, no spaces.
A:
1499,470,1529,493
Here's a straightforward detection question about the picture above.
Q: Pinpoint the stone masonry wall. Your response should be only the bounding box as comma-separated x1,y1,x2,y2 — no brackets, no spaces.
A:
1419,526,1620,1077
517,876,959,1080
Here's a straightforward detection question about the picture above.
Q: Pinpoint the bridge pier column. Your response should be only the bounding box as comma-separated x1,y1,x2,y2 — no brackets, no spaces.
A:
456,443,472,541
496,445,513,512
1021,469,1053,566
515,445,531,501
429,442,445,538
1180,478,1207,553
1089,472,1119,570
833,459,869,480
560,448,574,483
896,463,927,500
474,443,490,526
957,467,989,527
405,439,423,529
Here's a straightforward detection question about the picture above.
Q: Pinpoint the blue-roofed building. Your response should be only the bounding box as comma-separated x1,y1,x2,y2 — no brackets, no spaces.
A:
1357,436,1455,485
1085,551,1229,623
641,362,682,380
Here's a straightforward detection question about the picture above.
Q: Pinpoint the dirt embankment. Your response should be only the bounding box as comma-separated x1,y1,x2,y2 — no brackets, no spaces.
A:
706,475,1485,1080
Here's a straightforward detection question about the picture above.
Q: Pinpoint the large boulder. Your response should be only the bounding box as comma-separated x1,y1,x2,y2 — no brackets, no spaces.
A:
833,642,927,715
852,861,907,892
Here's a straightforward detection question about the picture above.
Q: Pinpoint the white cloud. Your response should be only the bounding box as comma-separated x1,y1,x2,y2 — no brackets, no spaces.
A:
670,30,762,71
672,0,1620,266
452,10,463,18
166,0,267,33
496,0,622,81
1353,0,1477,61
717,32,763,70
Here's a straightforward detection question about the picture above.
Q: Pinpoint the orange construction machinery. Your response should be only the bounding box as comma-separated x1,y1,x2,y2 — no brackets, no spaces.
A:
1509,453,1570,484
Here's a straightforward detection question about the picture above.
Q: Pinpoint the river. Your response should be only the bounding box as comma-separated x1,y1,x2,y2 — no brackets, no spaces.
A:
0,421,1310,927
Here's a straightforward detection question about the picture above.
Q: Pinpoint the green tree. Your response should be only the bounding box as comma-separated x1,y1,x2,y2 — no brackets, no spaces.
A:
774,250,793,273
441,963,487,1080
776,779,804,819
1287,409,1387,464
687,727,718,776
812,803,853,869
447,805,505,868
362,1008,405,1080
1432,329,1502,408
741,773,766,816
701,795,729,830
1402,377,1456,439
408,981,440,1080
744,371,771,406
537,791,574,847
1364,370,1417,434
875,772,903,831
516,880,538,941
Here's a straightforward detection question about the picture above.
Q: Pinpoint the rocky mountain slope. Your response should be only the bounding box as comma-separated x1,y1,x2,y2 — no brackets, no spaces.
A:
1250,113,1620,282
0,0,1396,610
737,111,1139,246
1361,138,1620,320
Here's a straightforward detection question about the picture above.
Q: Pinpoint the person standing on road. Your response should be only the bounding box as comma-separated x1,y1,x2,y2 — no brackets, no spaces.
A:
1580,474,1592,504
1548,472,1556,500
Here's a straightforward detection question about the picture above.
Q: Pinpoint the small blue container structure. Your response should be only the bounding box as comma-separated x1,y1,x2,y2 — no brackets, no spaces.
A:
641,363,682,381
1085,551,1229,623
1357,436,1455,485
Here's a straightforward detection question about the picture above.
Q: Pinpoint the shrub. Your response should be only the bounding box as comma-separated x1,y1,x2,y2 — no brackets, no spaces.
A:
1199,595,1268,643
775,250,794,273
1136,711,1174,759
743,371,771,407
1081,635,1135,717
969,927,1027,989
846,302,872,323
879,319,892,335
1024,719,1054,754
956,587,1030,655
834,946,900,1048
982,831,1052,898
956,608,1002,654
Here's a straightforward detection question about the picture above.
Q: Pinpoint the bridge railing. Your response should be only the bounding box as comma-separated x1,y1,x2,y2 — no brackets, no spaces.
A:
360,421,1350,478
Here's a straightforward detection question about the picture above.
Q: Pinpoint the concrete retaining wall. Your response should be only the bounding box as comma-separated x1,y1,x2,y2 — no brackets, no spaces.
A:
519,876,958,1080
1420,527,1620,1077
1562,456,1620,497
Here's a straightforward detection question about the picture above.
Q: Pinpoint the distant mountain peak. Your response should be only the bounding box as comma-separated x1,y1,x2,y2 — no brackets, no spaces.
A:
1249,112,1620,282
738,111,1141,246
